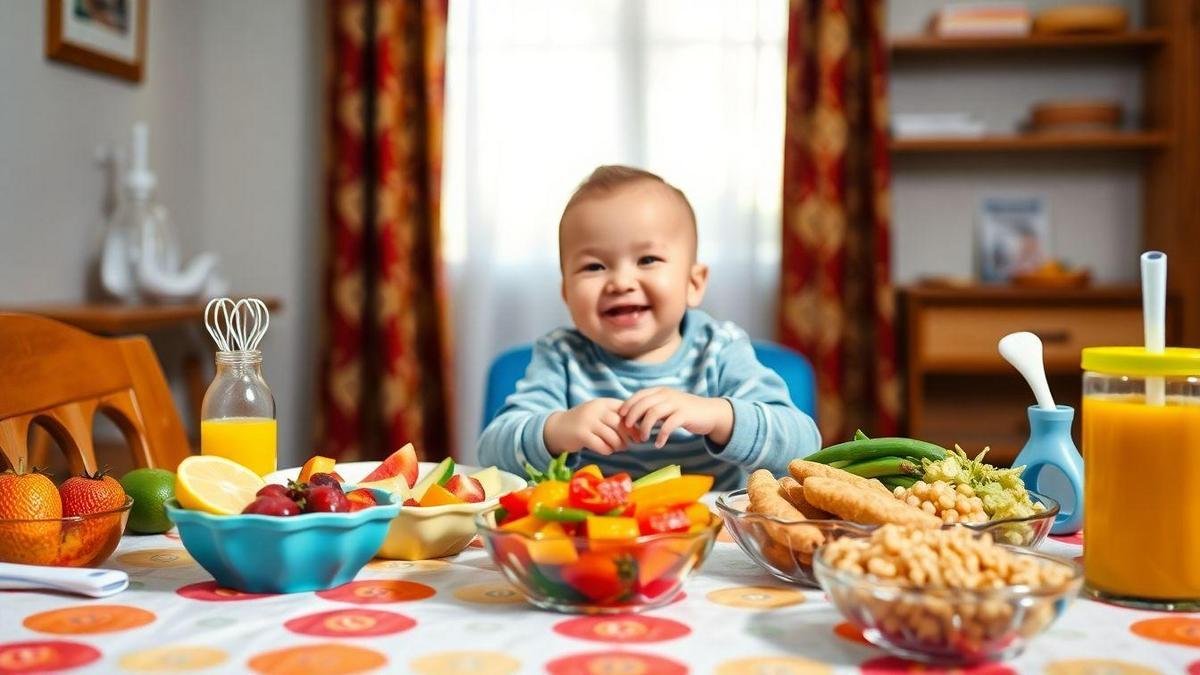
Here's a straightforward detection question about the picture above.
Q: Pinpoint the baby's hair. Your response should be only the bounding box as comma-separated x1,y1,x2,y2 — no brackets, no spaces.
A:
559,165,697,257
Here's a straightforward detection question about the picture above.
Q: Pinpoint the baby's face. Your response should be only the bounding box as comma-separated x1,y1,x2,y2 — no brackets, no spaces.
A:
559,181,707,362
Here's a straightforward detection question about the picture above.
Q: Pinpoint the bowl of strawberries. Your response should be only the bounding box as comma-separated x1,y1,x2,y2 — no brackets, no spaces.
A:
0,461,133,567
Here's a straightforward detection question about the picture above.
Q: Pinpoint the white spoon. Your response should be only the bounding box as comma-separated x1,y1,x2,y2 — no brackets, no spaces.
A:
0,563,128,597
999,332,1056,411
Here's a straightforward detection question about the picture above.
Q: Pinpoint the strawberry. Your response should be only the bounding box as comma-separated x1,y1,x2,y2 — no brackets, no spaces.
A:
59,469,127,517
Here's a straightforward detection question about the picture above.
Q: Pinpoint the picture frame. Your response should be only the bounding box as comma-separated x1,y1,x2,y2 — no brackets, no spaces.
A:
976,195,1050,283
45,0,147,82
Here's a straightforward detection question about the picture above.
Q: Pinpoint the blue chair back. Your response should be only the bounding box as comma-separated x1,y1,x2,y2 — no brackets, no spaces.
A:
481,340,816,430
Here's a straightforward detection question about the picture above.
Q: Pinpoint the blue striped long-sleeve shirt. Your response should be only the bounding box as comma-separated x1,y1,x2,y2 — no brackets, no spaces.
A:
476,309,821,490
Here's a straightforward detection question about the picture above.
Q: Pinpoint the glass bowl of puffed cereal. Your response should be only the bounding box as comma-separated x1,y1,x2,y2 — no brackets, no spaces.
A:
813,525,1082,665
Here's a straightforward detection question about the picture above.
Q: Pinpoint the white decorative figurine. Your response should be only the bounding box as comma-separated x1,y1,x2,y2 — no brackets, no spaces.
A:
99,122,227,303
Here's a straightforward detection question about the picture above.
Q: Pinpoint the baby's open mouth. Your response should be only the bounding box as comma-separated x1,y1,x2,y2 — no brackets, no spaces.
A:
602,304,651,319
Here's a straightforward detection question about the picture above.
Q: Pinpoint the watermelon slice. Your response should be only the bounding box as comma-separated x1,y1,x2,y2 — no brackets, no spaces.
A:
362,443,419,488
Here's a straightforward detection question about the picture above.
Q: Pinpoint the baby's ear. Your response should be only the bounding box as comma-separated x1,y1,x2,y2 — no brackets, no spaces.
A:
687,263,709,307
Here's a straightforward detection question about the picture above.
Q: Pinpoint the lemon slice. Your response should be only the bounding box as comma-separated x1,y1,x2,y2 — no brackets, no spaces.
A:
175,455,265,515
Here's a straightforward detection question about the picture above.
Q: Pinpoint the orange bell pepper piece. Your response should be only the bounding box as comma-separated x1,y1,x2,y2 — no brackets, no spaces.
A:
499,514,543,536
528,521,579,565
628,475,713,513
585,516,640,540
575,464,604,480
529,480,569,511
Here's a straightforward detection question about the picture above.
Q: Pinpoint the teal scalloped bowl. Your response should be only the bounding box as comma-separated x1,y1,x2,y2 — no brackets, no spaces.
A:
164,489,400,594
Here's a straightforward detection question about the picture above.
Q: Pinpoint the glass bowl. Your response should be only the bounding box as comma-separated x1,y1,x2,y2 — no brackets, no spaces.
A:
716,489,874,587
716,489,1059,587
0,497,132,567
164,489,400,594
474,507,722,614
813,533,1083,665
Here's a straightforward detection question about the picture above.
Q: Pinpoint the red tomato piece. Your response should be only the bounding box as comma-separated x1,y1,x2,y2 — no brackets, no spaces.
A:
499,486,535,520
568,473,632,514
636,506,692,535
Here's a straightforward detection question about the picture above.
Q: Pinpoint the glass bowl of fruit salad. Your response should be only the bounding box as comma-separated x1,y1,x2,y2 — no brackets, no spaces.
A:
165,456,401,594
0,466,133,567
265,446,527,561
474,459,722,614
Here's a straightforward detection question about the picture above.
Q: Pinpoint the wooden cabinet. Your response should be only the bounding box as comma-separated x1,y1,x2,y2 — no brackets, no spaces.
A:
900,285,1181,465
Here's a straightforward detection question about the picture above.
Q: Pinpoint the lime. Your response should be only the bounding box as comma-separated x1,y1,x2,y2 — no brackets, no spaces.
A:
120,468,177,534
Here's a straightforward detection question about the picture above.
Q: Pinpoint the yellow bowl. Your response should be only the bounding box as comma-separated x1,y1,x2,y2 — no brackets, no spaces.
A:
266,461,527,560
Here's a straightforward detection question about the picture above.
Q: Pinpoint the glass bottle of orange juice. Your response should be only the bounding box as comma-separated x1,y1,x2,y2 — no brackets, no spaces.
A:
200,350,277,476
1081,346,1200,611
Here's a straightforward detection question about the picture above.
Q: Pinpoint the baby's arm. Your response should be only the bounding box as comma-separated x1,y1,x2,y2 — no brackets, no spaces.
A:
475,337,570,476
707,335,822,476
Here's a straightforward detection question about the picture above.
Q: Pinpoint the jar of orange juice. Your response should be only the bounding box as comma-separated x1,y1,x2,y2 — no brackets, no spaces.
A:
200,350,277,476
1081,346,1200,610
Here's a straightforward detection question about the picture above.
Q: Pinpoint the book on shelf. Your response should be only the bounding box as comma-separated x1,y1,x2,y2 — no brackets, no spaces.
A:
893,113,986,139
930,2,1031,37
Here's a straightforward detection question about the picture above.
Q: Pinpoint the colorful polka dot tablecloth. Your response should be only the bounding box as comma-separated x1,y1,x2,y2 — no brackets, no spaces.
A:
2,530,1197,674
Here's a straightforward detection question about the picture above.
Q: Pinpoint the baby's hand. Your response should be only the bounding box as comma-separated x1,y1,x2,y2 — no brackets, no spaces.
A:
619,388,733,448
544,398,632,456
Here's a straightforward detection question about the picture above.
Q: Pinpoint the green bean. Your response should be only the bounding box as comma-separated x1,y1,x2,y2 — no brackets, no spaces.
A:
829,460,851,469
841,456,922,479
803,438,947,465
880,475,918,490
853,429,870,441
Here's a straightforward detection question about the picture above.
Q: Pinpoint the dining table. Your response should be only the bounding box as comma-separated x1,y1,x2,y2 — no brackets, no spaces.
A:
1,521,1195,674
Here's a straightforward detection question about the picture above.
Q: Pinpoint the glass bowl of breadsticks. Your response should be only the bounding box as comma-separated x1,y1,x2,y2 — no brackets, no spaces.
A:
717,460,1058,587
814,525,1082,664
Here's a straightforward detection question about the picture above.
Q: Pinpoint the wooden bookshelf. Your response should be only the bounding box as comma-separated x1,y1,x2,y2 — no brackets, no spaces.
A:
891,30,1168,55
890,131,1169,153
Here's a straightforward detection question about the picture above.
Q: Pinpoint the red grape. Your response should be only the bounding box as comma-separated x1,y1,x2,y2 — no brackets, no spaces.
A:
304,485,350,513
242,495,302,517
308,473,343,491
256,484,290,499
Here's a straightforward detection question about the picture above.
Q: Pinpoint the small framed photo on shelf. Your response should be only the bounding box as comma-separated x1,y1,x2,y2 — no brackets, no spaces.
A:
45,0,148,82
976,196,1050,282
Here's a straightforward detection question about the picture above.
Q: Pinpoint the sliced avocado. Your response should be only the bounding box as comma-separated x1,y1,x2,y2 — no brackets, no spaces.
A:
469,466,503,499
411,458,455,500
632,464,681,489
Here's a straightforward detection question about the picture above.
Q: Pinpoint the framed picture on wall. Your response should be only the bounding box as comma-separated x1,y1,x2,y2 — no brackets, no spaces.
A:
45,0,147,82
976,196,1050,282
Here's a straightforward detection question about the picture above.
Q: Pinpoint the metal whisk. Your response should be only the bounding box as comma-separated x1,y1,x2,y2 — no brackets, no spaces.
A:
204,297,270,352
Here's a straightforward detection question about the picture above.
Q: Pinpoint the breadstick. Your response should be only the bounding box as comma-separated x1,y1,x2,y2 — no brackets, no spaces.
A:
778,476,831,519
802,476,942,529
746,470,825,553
788,460,891,495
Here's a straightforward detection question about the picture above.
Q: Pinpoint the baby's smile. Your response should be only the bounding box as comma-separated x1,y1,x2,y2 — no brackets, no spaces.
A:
601,303,651,328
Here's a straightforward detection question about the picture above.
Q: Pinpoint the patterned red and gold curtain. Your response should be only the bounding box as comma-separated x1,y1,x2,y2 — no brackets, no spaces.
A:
778,0,897,443
320,0,454,462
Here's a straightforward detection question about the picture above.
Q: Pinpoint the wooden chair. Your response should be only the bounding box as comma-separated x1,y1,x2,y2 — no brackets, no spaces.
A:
0,313,190,474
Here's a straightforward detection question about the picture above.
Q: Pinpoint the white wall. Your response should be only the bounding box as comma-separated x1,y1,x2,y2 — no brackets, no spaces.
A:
0,0,322,468
888,0,1144,284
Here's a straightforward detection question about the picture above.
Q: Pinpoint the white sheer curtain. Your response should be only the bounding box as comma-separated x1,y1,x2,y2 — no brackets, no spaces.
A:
443,0,788,463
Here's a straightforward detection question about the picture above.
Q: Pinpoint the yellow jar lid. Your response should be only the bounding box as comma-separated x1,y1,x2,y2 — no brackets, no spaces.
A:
1081,346,1200,376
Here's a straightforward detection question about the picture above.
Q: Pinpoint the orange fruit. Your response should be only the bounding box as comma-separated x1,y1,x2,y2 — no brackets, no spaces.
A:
0,462,63,565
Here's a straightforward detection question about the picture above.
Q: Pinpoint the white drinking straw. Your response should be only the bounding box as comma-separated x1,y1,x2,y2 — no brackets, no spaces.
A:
1141,251,1167,406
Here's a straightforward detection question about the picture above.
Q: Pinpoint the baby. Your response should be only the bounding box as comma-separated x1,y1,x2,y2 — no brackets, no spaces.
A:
476,166,820,489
